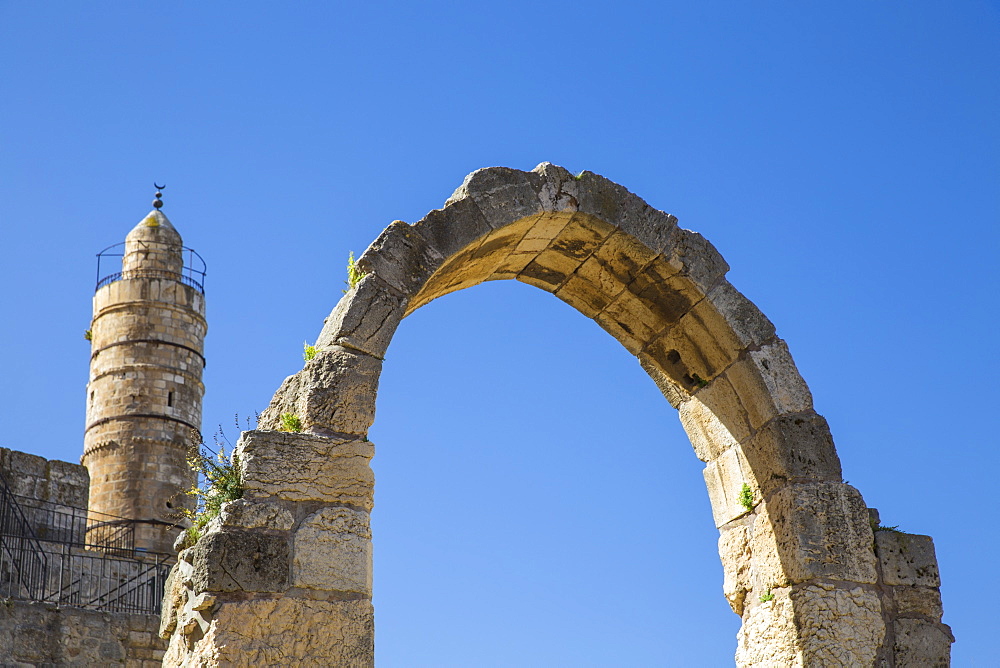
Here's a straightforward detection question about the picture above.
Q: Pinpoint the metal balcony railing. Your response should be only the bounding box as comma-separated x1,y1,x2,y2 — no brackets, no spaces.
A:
0,476,175,615
95,242,206,294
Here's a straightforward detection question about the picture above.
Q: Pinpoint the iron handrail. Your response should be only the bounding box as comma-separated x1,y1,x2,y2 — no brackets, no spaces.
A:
95,241,206,294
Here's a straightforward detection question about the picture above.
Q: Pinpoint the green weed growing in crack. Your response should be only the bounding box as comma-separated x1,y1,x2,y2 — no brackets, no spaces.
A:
739,483,756,513
181,430,244,546
303,341,318,362
759,589,775,603
343,251,366,293
280,412,303,433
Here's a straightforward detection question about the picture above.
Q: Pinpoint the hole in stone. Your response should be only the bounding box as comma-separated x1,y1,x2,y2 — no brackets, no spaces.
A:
667,349,681,364
167,391,174,407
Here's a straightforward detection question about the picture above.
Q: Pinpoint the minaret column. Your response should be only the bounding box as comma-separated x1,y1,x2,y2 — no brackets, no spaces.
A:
83,203,206,554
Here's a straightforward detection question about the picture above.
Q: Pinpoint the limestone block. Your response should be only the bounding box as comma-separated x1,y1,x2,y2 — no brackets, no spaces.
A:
665,228,730,293
747,340,814,418
188,530,290,594
751,482,877,588
718,523,753,615
412,195,493,260
594,288,672,354
574,171,678,254
876,532,941,587
160,559,194,638
446,166,544,229
638,357,688,409
678,374,751,457
742,412,843,496
892,585,943,620
706,281,776,348
217,499,295,531
237,430,375,509
703,446,755,528
315,274,407,358
530,162,580,212
293,506,372,595
722,340,813,431
736,583,884,668
653,297,743,384
260,346,382,437
165,597,374,668
357,220,445,296
893,618,953,667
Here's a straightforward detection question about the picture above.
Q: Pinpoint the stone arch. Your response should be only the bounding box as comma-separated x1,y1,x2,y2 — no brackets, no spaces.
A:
162,164,952,666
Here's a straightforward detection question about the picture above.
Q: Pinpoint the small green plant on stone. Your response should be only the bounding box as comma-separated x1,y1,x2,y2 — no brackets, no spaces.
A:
182,439,244,545
343,251,366,293
303,341,318,362
280,412,303,433
84,329,92,341
739,483,755,513
691,373,709,389
759,589,775,603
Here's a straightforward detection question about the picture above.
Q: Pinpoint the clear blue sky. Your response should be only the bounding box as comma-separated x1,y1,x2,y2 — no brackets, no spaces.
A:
1,2,997,665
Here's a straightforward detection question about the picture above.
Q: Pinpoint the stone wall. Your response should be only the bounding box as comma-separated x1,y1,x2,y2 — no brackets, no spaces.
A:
0,600,164,667
0,447,89,509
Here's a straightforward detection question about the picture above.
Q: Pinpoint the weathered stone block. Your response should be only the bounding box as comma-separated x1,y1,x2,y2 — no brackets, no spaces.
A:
703,446,755,528
655,297,743,383
892,585,943,620
751,482,877,588
446,166,544,229
736,583,884,668
260,346,382,437
747,340,814,418
188,530,290,594
893,618,953,667
217,498,295,531
574,171,678,254
315,274,407,358
637,357,687,409
357,220,444,296
876,532,941,587
718,523,753,615
678,373,751,457
412,196,493,260
164,597,374,667
665,227,730,292
743,412,843,496
293,507,372,595
530,162,580,212
237,430,374,509
595,288,672,354
706,281,776,348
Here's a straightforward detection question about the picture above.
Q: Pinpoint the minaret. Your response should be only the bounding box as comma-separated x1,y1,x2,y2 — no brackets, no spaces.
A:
82,188,207,554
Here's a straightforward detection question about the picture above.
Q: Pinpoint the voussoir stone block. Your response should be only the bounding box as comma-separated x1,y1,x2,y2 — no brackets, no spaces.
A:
718,522,753,615
237,430,374,509
703,446,755,528
260,346,382,437
412,195,493,260
742,412,843,496
751,482,877,588
678,373,752,456
316,274,407,358
705,281,776,348
293,506,372,595
665,227,730,293
357,220,445,296
574,171,678,254
876,532,941,587
446,166,544,229
188,530,290,594
530,162,580,212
